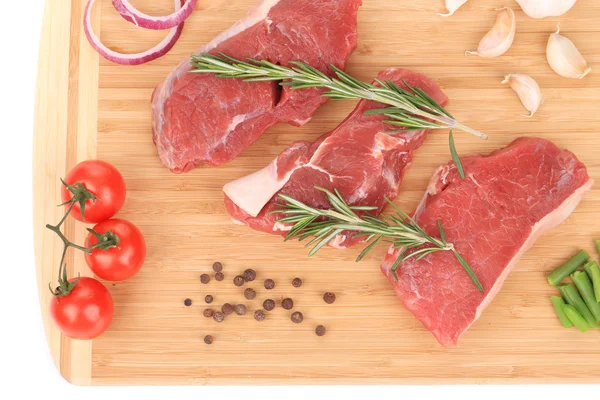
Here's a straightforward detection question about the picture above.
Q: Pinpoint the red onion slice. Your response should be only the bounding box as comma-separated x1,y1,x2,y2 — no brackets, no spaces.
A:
112,0,197,30
84,0,185,66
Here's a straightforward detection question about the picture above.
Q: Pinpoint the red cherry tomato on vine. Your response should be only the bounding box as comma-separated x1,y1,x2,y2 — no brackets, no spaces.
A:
61,160,126,223
85,219,146,281
49,277,114,340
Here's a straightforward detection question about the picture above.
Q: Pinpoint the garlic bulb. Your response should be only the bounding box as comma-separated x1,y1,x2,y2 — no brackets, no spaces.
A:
547,26,591,79
502,74,543,117
515,0,578,19
438,0,468,17
466,7,516,58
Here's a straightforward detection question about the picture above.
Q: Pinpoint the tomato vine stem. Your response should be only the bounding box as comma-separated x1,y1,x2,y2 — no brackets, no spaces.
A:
46,180,120,297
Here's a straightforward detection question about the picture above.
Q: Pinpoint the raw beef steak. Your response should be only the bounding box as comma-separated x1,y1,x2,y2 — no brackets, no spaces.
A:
151,0,362,173
381,137,593,346
224,68,448,247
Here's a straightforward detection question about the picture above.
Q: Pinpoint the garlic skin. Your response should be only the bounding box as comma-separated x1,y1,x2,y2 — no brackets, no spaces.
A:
466,7,516,58
438,0,468,17
547,26,592,79
515,0,578,19
502,74,543,117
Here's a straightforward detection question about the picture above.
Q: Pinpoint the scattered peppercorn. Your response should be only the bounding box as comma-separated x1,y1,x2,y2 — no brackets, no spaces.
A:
315,325,326,336
184,298,192,306
205,295,213,304
282,298,294,310
291,311,304,324
244,288,256,300
243,269,257,282
323,292,336,304
264,279,275,290
215,272,224,281
200,274,210,284
292,277,302,288
213,312,225,323
222,303,234,315
263,299,276,311
254,309,266,321
204,335,213,344
235,304,247,316
203,309,214,318
233,275,245,287
212,262,223,272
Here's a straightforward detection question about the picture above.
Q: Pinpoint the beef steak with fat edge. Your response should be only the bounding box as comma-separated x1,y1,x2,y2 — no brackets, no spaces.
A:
151,0,362,172
381,137,593,346
224,67,448,248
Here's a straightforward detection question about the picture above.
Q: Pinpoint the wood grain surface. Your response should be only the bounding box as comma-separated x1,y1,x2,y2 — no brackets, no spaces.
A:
33,0,600,385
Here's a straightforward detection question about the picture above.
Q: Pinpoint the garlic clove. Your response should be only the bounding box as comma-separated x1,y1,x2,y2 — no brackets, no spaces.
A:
546,26,591,79
502,74,543,117
438,0,468,17
466,7,516,58
515,0,578,19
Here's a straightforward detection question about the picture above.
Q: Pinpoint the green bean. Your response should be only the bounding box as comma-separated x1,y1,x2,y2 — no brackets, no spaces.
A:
571,271,600,321
563,304,589,332
547,250,590,286
583,261,600,303
550,296,574,328
560,283,599,328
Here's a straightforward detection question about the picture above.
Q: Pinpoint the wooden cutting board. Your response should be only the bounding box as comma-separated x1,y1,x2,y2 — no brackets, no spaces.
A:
33,0,600,385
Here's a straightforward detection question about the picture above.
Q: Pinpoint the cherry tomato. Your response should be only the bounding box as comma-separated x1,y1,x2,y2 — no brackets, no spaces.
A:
49,277,114,340
85,219,146,281
61,160,126,223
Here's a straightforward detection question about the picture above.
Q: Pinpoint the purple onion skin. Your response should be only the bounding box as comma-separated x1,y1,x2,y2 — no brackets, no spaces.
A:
112,0,198,30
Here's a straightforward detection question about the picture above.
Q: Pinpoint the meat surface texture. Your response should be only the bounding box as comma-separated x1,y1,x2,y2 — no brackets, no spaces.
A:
151,0,362,173
381,137,593,346
224,68,448,247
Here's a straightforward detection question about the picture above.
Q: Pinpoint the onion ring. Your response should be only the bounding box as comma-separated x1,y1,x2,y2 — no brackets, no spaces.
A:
112,0,198,30
84,0,186,66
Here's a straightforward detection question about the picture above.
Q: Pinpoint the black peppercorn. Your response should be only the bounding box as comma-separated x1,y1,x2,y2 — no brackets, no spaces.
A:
204,335,213,344
323,292,336,304
235,304,247,316
213,312,225,323
200,274,210,284
205,295,213,304
212,262,223,272
263,299,275,311
243,269,256,282
233,275,245,287
282,298,294,310
315,325,326,336
184,298,192,306
254,309,266,321
244,288,256,300
291,311,304,324
215,272,224,281
222,303,234,315
203,309,214,318
264,279,275,290
292,277,302,287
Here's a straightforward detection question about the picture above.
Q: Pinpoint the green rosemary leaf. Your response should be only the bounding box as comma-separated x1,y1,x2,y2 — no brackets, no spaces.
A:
356,235,383,262
453,250,483,293
308,228,344,256
449,130,465,179
438,220,447,245
391,249,407,280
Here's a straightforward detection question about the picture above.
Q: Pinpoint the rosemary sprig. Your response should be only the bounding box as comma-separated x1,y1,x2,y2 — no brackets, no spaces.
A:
189,52,487,177
271,187,483,293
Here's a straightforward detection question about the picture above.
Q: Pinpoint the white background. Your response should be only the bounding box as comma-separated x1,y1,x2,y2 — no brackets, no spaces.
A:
0,1,596,398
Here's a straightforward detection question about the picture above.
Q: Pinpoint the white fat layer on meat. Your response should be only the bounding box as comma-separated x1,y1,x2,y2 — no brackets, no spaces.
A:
152,0,282,145
224,160,281,218
328,234,348,249
464,177,594,335
273,221,292,232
